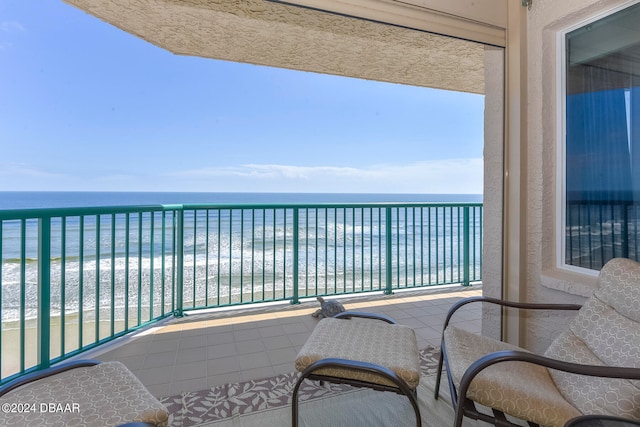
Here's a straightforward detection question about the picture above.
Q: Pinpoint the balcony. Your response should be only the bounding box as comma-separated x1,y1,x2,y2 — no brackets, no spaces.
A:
93,286,481,397
0,200,483,422
93,285,482,425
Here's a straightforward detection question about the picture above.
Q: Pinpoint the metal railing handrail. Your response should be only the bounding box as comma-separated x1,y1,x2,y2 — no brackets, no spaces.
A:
0,205,172,220
0,201,482,220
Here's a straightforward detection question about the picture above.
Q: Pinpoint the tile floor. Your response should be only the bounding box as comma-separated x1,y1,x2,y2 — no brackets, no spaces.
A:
91,285,483,398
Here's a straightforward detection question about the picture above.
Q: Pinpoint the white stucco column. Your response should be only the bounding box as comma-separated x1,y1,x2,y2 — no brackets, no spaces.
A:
481,46,505,341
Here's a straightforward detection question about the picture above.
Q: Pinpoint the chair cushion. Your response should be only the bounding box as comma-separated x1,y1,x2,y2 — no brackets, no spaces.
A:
295,317,421,389
545,329,640,420
544,259,640,421
0,361,169,426
444,326,581,427
594,258,640,324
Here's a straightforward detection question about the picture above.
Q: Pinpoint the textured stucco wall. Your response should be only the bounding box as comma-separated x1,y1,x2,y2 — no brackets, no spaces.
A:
64,0,485,94
482,46,505,340
524,0,632,352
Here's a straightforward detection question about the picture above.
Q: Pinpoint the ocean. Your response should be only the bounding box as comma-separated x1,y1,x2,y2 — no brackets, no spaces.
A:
0,191,482,210
0,192,483,323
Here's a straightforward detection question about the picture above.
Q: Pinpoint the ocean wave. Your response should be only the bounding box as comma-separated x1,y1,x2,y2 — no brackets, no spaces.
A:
2,256,70,265
0,254,480,322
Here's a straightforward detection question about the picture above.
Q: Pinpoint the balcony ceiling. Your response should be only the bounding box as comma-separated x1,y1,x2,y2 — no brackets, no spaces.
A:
63,0,485,94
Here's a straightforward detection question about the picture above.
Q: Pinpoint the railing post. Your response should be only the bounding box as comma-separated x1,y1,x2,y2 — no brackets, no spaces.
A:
291,208,300,304
175,209,184,317
38,217,51,369
462,206,471,287
384,207,393,295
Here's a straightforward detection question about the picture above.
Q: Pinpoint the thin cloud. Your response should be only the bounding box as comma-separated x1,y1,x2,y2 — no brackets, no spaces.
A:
171,164,369,180
0,21,25,51
0,160,483,193
0,163,74,191
0,163,62,178
169,159,483,193
95,174,141,183
0,21,25,32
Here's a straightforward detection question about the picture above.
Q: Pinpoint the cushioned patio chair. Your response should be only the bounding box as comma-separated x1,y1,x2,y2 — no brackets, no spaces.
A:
435,257,640,427
0,359,169,426
293,312,422,426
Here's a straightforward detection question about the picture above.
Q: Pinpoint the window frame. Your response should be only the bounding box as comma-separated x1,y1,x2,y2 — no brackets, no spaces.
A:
556,0,640,275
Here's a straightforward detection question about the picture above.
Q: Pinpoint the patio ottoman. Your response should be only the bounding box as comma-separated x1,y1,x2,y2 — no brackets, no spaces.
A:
292,314,422,426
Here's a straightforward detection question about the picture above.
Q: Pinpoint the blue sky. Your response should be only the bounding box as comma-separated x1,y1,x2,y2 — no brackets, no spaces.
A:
0,1,484,194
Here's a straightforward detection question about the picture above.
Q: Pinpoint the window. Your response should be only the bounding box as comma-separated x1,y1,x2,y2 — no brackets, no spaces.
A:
562,2,640,271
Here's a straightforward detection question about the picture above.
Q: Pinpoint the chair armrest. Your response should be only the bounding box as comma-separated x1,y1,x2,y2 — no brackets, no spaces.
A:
457,349,640,406
333,311,397,324
118,423,158,427
0,360,102,397
443,296,582,331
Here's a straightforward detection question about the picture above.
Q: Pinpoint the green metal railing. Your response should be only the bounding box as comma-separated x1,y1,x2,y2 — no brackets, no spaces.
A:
0,202,482,383
565,200,639,270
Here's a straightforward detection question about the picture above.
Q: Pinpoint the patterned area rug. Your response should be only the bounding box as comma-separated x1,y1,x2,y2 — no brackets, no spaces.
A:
160,346,441,427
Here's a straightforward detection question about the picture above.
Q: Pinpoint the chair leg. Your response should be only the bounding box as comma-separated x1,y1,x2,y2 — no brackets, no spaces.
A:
453,399,467,427
293,368,421,427
408,387,422,427
291,375,305,427
434,345,444,400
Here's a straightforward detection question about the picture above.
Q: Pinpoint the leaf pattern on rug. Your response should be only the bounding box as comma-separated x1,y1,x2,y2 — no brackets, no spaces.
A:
161,346,440,427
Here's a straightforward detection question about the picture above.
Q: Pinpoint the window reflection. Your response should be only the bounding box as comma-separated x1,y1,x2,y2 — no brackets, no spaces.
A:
565,3,640,270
